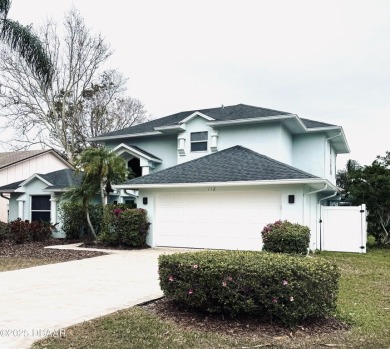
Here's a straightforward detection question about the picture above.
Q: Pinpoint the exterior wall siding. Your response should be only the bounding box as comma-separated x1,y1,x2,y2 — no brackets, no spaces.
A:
217,123,293,165
105,135,177,172
292,133,326,178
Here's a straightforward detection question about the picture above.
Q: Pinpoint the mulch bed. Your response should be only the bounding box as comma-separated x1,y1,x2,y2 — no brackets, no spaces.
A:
0,239,107,262
140,298,350,340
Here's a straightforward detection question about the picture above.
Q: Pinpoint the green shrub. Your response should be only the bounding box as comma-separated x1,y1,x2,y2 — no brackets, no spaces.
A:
99,207,150,247
366,234,377,249
8,219,52,243
0,221,10,241
159,250,339,325
261,220,310,255
59,203,103,240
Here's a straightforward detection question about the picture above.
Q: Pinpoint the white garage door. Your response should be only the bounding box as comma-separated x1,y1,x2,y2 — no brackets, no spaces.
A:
154,190,281,250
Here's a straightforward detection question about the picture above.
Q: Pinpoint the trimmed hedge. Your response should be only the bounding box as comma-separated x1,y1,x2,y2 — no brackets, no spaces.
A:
99,207,150,247
159,250,340,325
9,219,52,244
261,220,310,255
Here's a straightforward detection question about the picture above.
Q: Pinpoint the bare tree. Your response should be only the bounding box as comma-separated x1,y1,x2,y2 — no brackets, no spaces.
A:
0,8,147,163
76,70,147,150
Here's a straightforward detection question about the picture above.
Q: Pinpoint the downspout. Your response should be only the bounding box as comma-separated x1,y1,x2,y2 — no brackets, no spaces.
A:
318,190,339,251
304,183,328,223
303,183,328,252
324,132,342,180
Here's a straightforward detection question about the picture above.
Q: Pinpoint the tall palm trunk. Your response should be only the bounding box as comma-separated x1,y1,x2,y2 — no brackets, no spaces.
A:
85,206,97,240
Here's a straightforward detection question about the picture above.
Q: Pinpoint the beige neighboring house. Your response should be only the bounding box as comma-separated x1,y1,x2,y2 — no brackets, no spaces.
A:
0,149,73,222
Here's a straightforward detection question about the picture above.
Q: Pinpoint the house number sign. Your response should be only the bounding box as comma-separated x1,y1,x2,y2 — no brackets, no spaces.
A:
207,187,216,191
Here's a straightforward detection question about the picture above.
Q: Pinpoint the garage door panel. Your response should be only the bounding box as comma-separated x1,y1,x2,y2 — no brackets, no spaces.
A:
155,191,281,251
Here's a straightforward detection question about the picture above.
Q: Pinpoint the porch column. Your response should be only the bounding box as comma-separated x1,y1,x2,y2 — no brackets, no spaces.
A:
16,194,26,220
50,195,59,225
17,199,24,220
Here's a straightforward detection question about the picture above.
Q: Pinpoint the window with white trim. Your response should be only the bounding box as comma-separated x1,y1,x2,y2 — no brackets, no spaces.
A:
190,131,208,152
31,195,51,222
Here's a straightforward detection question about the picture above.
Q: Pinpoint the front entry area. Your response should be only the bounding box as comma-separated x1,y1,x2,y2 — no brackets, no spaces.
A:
154,190,282,250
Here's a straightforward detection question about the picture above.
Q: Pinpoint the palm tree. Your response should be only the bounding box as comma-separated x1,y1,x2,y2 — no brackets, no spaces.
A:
76,147,128,207
0,0,52,85
63,175,99,240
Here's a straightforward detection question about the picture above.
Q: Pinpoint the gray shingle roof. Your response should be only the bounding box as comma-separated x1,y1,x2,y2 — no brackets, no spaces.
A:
300,118,335,128
0,149,50,169
39,169,83,190
124,146,318,186
95,104,336,139
0,169,82,192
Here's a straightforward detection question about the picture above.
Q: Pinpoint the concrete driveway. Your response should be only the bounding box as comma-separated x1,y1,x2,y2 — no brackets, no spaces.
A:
0,247,185,349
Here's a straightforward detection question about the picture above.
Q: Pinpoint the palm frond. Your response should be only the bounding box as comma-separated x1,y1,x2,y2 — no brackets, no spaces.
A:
0,18,53,86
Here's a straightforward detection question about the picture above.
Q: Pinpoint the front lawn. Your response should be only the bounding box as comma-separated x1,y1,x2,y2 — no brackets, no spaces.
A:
32,249,390,349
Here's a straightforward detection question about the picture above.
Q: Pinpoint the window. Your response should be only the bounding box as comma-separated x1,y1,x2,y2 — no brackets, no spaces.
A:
190,131,208,152
31,195,51,222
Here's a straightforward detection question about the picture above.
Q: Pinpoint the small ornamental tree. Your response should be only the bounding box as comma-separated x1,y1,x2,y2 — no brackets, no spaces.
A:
261,220,310,255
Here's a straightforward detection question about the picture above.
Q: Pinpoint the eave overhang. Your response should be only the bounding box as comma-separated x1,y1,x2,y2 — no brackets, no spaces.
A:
114,178,338,192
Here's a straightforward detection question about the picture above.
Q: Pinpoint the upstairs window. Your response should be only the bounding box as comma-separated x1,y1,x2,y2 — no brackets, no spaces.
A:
190,131,208,152
31,195,51,222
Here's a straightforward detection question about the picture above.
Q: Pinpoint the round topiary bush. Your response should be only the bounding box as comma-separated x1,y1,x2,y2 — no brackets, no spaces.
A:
159,250,339,325
261,220,310,255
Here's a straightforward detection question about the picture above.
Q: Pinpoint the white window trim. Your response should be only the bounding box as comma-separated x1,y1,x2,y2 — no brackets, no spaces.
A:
190,131,208,152
30,195,51,222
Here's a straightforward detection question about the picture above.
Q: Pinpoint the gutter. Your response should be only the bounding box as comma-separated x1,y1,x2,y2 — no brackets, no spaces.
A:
0,193,10,201
323,132,342,175
113,178,338,190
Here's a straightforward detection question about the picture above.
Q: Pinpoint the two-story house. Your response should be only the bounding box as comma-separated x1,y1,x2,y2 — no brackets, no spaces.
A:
90,104,350,251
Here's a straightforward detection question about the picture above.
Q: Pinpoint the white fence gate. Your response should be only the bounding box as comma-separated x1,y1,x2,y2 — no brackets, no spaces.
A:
318,204,367,253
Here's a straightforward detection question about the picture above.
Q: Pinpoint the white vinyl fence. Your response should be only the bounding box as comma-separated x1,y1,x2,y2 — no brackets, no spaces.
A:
317,204,367,253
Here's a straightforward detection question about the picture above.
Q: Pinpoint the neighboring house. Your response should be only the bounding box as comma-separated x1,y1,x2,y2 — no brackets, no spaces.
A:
89,103,350,251
0,149,73,222
0,168,134,238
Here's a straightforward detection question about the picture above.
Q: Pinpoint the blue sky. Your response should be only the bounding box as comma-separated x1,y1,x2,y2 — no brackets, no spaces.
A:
8,0,390,169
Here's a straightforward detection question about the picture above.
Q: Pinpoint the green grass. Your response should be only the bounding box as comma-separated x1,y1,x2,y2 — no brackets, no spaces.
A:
32,249,390,349
0,257,55,272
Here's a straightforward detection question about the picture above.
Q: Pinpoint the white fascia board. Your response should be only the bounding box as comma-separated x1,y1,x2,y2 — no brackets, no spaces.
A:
179,111,215,124
19,174,53,188
114,179,337,191
112,143,162,163
154,125,186,134
87,131,162,142
307,127,350,153
0,189,17,193
206,114,298,127
43,188,67,192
